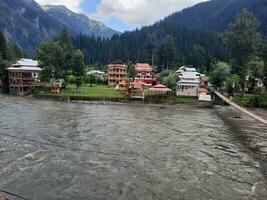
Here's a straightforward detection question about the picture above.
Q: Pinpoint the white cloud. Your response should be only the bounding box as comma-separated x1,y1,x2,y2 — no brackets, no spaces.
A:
90,0,207,27
35,0,84,12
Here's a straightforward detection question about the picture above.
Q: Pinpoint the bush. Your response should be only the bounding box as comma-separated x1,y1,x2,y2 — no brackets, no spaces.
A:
254,86,264,95
248,95,264,107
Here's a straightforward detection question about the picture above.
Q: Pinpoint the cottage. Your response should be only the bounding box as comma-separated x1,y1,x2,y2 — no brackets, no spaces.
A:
108,60,128,86
134,63,155,84
7,59,42,95
87,70,106,80
176,67,201,97
149,84,172,94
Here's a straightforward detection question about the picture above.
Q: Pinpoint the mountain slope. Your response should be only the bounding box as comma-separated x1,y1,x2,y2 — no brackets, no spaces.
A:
164,0,267,34
0,0,64,53
42,5,120,38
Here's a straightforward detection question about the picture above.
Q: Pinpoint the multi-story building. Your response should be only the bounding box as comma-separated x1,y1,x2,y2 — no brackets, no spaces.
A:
107,60,128,86
176,67,201,97
134,63,154,84
7,59,42,95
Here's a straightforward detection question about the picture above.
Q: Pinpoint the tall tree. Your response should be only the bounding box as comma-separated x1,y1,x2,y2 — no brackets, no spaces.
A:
224,9,262,79
36,42,65,81
0,31,7,60
71,50,85,92
159,35,177,71
190,44,207,71
263,44,267,87
144,33,158,67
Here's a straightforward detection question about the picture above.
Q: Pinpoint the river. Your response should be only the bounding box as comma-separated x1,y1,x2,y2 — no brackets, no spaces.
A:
0,95,267,200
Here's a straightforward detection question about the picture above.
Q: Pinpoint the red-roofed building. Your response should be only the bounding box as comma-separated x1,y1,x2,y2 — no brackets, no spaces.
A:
107,60,128,86
134,63,155,84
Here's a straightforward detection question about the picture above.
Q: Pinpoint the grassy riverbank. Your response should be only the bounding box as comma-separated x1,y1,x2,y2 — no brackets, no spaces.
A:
235,94,267,109
34,84,198,104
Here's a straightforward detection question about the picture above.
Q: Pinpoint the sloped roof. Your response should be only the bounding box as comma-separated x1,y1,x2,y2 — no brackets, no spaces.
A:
8,58,41,72
149,84,172,93
134,63,153,71
87,70,105,75
12,58,38,67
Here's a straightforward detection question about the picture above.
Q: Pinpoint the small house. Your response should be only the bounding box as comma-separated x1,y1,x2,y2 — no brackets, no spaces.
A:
87,70,106,80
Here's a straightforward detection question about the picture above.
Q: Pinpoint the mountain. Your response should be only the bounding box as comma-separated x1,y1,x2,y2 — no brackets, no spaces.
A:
164,0,267,34
0,0,64,53
42,5,120,38
0,0,119,54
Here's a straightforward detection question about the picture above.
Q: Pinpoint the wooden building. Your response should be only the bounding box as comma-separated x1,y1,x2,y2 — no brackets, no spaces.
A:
107,60,128,86
7,59,42,95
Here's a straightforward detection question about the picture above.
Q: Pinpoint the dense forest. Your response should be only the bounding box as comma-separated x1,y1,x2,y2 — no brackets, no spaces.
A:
72,23,224,73
164,0,267,34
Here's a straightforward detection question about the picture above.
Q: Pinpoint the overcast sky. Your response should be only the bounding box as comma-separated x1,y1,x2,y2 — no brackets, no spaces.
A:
36,0,207,32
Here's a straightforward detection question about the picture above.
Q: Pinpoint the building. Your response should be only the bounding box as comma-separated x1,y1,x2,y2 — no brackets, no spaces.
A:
134,63,155,84
87,70,106,80
176,67,201,97
107,60,128,86
7,59,42,95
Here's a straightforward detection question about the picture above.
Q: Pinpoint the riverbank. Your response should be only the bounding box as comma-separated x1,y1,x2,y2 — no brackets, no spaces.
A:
33,93,199,105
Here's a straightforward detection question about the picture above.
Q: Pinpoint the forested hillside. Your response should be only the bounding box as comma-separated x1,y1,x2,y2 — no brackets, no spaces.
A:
164,0,267,34
72,23,224,72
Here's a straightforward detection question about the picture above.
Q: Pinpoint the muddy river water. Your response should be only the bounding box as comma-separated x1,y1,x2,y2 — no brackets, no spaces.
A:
0,95,267,200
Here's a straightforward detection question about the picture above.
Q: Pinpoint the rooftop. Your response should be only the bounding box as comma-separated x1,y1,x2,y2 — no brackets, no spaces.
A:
8,58,42,72
134,63,153,71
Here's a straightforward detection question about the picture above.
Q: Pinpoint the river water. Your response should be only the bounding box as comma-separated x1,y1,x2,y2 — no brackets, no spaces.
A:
0,95,267,200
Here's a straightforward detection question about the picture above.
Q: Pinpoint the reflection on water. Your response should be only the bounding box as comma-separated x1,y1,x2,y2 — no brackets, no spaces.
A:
0,95,267,200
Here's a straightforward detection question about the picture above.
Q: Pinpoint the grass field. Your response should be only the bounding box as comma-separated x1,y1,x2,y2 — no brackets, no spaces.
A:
43,84,125,98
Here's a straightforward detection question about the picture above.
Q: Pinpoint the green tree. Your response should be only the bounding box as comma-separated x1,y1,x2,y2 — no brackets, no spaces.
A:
144,33,158,67
263,44,267,87
246,57,264,79
0,31,7,60
71,50,85,91
36,42,65,81
56,28,74,82
224,9,262,80
159,70,179,90
190,44,206,71
162,72,179,90
225,74,241,95
159,35,177,71
209,62,230,88
127,64,137,81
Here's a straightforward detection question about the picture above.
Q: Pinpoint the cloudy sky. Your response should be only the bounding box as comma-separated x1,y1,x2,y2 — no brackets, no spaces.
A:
36,0,207,32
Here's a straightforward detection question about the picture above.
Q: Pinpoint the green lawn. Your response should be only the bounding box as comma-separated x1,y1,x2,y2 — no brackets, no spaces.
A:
44,84,125,98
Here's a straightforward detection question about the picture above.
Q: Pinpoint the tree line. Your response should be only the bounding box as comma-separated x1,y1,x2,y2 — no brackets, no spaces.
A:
210,9,267,95
0,31,22,92
72,22,224,73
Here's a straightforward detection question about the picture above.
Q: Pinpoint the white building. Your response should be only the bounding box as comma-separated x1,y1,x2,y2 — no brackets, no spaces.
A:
176,67,201,97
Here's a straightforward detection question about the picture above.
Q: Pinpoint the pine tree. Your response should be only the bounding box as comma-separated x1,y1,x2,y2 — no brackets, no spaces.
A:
263,44,267,87
224,9,262,79
159,35,177,71
0,31,7,60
